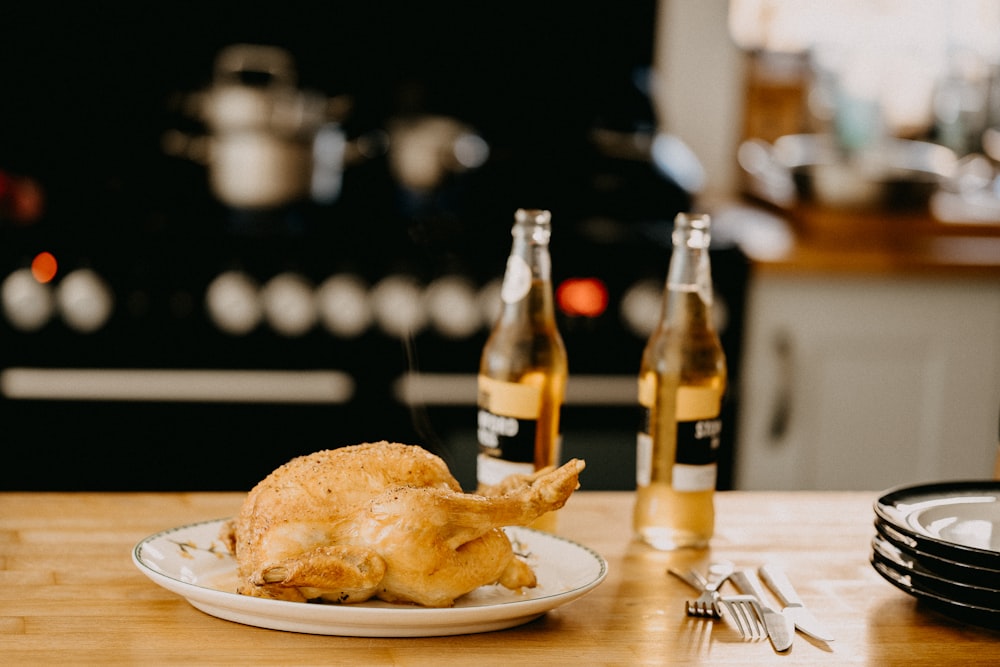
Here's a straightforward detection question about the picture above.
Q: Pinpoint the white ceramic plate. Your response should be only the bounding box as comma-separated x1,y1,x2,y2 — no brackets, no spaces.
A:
132,519,607,636
874,481,1000,568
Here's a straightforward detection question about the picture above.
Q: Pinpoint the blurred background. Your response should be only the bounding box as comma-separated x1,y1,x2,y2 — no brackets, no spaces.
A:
1,1,997,492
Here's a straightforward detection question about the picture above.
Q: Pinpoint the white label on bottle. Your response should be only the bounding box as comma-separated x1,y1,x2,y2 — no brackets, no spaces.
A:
672,462,717,492
500,255,532,304
477,452,533,487
636,432,653,487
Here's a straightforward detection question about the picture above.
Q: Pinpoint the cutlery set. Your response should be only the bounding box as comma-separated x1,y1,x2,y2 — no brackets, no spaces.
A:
669,562,833,653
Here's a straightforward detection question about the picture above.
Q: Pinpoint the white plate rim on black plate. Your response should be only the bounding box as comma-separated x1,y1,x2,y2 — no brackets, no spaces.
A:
874,518,1000,587
873,480,1000,569
871,533,1000,608
870,556,1000,629
132,518,608,637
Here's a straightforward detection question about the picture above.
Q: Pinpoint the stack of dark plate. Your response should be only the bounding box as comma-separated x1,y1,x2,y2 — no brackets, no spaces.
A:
870,481,1000,627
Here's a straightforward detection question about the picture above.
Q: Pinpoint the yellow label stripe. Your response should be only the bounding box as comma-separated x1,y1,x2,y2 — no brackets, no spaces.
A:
478,375,542,419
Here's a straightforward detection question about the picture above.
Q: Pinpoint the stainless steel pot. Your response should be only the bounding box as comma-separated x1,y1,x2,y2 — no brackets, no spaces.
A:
166,44,348,209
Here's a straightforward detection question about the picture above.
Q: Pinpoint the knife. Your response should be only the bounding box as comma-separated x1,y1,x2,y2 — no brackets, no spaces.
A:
729,569,794,652
759,564,835,642
667,567,706,593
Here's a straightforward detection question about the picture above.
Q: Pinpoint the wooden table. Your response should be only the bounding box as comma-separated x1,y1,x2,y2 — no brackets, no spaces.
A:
2,490,999,666
746,202,1000,279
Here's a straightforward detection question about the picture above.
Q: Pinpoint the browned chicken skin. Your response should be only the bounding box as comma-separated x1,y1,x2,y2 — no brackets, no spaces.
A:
221,441,585,607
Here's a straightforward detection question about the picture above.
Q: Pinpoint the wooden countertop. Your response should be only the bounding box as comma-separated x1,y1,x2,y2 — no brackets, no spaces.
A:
3,490,1000,665
745,202,1000,278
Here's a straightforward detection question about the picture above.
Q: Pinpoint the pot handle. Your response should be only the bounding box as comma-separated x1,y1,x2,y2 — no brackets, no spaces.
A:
767,329,794,444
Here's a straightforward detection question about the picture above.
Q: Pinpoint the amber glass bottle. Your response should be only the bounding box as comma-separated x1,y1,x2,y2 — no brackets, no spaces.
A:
633,212,727,550
477,209,568,531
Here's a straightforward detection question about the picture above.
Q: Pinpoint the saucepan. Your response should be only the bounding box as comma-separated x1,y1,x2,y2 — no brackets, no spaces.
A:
164,44,351,209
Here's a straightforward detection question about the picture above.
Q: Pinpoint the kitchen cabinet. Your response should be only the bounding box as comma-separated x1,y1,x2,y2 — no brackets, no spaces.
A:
734,272,1000,490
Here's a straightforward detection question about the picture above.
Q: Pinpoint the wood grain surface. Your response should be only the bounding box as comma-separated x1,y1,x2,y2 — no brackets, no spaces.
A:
2,490,999,666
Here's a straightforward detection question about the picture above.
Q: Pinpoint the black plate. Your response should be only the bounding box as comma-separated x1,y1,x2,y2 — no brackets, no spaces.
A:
874,519,1000,589
874,481,1000,569
872,533,1000,608
870,556,1000,629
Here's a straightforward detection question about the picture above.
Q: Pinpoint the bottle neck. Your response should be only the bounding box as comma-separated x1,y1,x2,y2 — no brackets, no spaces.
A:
499,210,555,313
661,215,715,326
666,243,712,298
510,227,553,282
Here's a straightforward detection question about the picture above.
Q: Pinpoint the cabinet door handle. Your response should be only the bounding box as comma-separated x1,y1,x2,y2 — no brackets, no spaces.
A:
768,330,793,444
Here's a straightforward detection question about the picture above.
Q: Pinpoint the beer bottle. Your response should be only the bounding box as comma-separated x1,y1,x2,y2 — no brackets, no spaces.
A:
477,209,568,531
634,212,727,550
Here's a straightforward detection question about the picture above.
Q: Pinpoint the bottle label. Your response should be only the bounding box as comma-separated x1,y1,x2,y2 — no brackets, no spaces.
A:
478,376,541,419
477,408,537,463
676,386,722,491
636,429,653,487
500,255,532,304
672,462,718,491
636,380,722,491
677,387,722,422
477,453,534,487
673,418,721,491
676,418,722,464
477,375,541,477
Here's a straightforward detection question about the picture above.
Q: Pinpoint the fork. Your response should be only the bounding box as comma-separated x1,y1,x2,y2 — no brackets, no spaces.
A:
684,561,734,618
718,595,768,641
668,562,767,640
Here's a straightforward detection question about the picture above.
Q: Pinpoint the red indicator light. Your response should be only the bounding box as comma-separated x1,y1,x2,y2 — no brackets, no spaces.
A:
557,278,609,318
31,251,58,284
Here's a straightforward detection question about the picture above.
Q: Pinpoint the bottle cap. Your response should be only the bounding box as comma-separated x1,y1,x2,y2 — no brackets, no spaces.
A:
674,212,710,230
673,212,711,248
515,208,552,226
512,208,552,244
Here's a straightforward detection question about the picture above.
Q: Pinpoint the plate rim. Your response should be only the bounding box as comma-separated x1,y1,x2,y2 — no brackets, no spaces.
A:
874,519,1000,586
870,554,1000,628
872,534,1000,603
132,517,608,636
873,480,1000,567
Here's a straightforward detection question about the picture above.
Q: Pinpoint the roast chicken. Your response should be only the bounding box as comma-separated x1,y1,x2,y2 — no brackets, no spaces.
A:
220,441,585,607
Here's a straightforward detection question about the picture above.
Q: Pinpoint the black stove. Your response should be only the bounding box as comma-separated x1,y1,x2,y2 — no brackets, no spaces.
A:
0,2,747,491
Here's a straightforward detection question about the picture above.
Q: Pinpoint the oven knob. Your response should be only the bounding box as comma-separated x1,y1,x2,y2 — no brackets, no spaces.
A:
57,268,114,333
425,275,480,339
478,278,502,329
316,273,373,338
620,279,662,339
261,272,317,337
1,268,55,332
205,270,262,335
371,274,426,338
